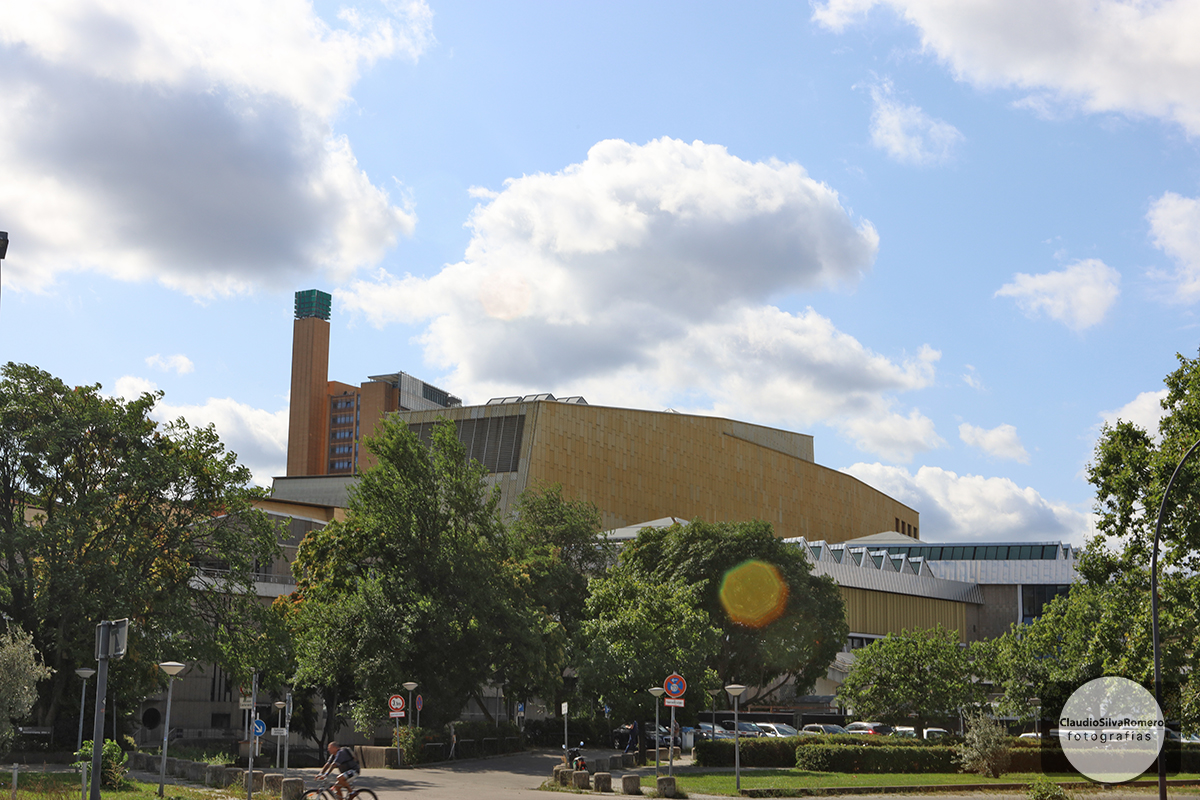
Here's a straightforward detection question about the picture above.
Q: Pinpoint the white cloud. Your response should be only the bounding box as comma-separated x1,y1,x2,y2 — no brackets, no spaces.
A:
995,259,1120,331
0,0,430,295
844,462,1092,545
1099,389,1168,441
1148,191,1200,302
813,0,1200,136
146,353,195,374
962,365,983,390
340,137,943,462
112,375,286,486
868,82,963,165
959,422,1029,463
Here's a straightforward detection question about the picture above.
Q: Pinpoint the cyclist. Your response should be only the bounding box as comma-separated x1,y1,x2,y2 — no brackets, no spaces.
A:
317,741,360,800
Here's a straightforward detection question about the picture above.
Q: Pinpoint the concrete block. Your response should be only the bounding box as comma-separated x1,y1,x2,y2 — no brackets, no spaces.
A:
656,776,676,798
205,764,225,787
186,761,207,782
572,770,590,790
173,759,191,778
222,767,243,788
127,752,144,771
246,770,265,791
594,772,612,792
608,755,622,771
621,773,641,794
264,773,283,794
556,765,571,786
622,753,635,768
164,757,176,776
281,777,305,800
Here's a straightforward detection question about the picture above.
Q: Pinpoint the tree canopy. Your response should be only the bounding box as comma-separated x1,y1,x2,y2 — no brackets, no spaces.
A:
0,362,279,733
837,626,985,732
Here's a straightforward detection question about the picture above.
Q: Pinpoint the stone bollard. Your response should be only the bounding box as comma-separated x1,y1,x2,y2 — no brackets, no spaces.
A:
174,759,192,778
164,757,177,776
621,773,641,794
222,767,243,788
264,773,283,794
244,770,265,791
281,777,305,800
557,765,572,786
622,753,635,768
572,770,591,790
128,752,144,771
609,755,622,771
594,772,612,792
186,761,207,782
205,764,225,787
656,776,676,798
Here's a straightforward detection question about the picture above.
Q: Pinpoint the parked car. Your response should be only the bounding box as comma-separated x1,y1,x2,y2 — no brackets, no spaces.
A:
756,722,801,738
801,723,849,736
845,721,894,735
924,727,950,740
697,722,735,740
891,726,917,738
720,720,767,737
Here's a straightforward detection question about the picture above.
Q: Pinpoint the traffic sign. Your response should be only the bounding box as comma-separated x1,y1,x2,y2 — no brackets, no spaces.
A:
664,698,685,708
253,719,266,737
271,727,287,737
389,710,405,719
239,696,253,710
664,673,686,698
389,694,405,712
415,695,423,711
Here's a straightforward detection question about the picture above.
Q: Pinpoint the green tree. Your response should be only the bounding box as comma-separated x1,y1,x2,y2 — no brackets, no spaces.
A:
578,567,721,723
0,363,278,735
837,626,985,732
0,627,51,748
955,710,1010,779
605,519,845,706
291,417,553,733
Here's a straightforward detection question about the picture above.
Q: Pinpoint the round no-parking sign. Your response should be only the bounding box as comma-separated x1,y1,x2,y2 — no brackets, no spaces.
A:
664,673,686,698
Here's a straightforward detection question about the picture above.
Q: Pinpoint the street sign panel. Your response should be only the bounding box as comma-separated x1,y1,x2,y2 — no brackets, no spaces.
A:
389,710,405,719
664,673,686,698
389,694,405,712
253,719,266,737
239,696,253,710
270,727,287,737
561,701,568,714
664,698,685,708
415,695,423,711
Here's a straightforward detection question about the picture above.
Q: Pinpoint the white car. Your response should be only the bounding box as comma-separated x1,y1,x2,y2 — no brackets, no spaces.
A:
756,722,801,738
924,727,950,740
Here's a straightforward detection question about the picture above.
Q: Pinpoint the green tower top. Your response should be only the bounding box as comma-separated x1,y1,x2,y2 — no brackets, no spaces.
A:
295,289,331,321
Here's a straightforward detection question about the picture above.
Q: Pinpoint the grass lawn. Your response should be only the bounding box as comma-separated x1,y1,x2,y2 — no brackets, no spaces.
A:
646,770,1200,795
7,772,239,800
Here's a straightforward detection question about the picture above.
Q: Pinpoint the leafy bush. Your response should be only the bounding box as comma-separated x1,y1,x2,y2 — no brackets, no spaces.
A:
794,744,957,773
796,734,945,747
954,713,1010,779
523,716,606,747
74,740,128,788
1026,775,1071,800
694,736,801,768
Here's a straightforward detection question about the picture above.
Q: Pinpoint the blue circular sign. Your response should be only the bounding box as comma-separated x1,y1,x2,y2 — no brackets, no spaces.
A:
253,719,266,737
415,694,423,711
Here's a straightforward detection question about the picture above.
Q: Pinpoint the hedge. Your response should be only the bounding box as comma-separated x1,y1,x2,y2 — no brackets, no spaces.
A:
794,745,957,773
695,737,804,768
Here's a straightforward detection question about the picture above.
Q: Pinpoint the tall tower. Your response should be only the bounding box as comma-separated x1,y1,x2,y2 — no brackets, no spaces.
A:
286,290,331,476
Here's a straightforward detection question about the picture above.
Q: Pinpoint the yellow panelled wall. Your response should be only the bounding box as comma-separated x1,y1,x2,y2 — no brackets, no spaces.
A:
841,587,970,641
523,402,918,543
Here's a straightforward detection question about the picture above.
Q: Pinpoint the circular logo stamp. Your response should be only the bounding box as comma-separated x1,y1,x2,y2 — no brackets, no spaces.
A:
1058,676,1164,782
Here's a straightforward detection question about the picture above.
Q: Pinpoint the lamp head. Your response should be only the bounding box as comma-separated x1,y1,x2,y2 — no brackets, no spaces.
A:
403,681,418,691
158,661,186,677
0,232,7,260
75,668,96,680
725,684,747,698
648,687,666,698
274,700,286,709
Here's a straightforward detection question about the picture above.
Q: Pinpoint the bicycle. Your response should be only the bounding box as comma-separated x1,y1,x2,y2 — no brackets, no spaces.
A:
300,774,377,800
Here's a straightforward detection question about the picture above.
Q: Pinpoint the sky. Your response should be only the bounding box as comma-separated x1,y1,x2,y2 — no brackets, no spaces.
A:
5,0,1200,547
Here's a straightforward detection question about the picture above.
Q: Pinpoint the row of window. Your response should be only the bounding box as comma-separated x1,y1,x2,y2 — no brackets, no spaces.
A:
894,518,917,537
332,397,355,410
880,544,1063,561
332,429,353,440
332,413,355,425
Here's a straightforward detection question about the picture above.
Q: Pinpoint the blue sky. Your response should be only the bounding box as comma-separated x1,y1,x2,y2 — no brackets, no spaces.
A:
5,0,1200,545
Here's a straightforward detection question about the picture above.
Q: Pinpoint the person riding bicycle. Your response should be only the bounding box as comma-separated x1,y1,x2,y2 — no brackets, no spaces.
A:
317,741,360,800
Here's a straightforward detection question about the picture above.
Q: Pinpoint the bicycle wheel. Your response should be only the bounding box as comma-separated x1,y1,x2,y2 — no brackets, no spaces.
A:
301,790,330,800
351,789,377,800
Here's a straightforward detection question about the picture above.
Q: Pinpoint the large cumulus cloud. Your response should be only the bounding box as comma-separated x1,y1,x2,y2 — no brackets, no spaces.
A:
341,137,945,461
0,0,431,294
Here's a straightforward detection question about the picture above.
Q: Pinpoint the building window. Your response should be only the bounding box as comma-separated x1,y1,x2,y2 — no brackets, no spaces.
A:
1021,584,1071,624
332,414,354,425
332,430,353,440
332,398,354,410
332,444,351,455
330,459,352,471
410,413,526,473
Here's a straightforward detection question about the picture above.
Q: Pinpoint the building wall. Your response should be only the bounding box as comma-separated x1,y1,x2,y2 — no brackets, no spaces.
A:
395,400,918,543
976,583,1019,640
286,317,329,477
840,586,971,641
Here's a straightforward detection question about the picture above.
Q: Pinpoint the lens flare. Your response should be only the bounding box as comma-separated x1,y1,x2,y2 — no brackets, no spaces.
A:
719,560,788,628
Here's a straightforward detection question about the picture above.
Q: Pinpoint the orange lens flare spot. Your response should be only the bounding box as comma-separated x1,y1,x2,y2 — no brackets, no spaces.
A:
719,560,788,628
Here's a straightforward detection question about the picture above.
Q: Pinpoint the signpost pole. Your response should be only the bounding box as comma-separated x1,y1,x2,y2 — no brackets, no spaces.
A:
88,623,110,800
284,692,292,778
669,705,675,777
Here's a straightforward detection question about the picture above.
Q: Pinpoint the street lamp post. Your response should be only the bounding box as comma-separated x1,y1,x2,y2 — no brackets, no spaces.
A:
648,687,665,777
1150,436,1200,800
725,685,747,793
156,662,186,798
274,701,286,768
403,682,418,728
707,688,720,737
75,668,95,800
